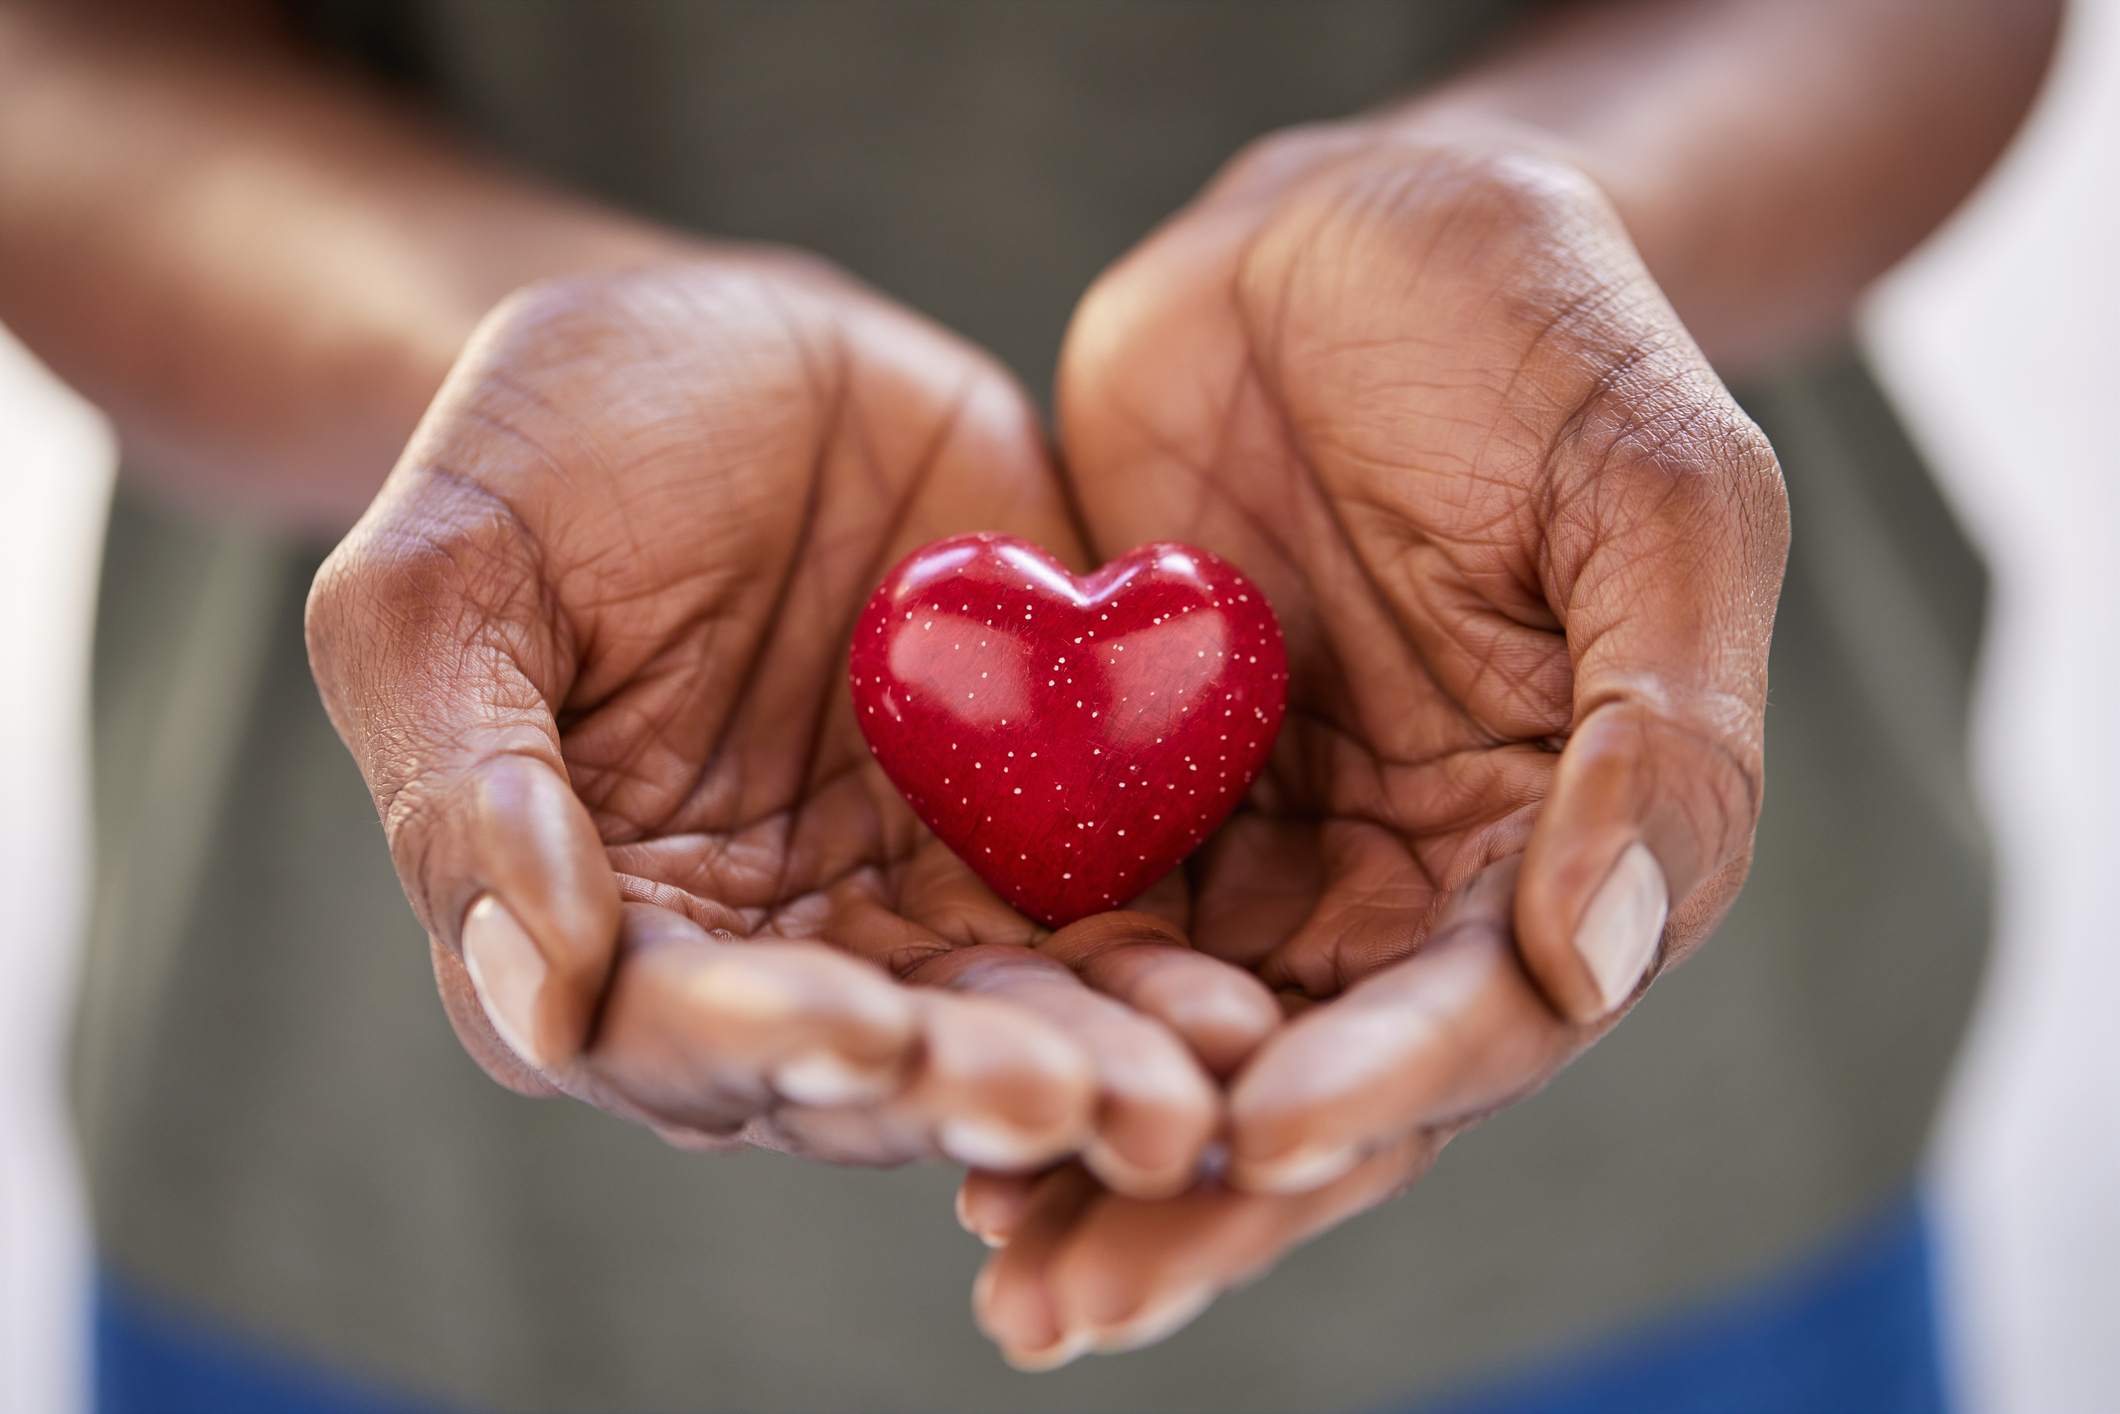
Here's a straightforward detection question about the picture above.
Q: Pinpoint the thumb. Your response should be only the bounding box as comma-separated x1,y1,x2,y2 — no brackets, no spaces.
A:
437,752,620,1074
1516,391,1788,1023
307,479,620,1079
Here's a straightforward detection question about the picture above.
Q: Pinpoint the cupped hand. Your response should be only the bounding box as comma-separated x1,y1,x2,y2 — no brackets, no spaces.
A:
306,253,1262,1190
971,118,1790,1361
966,859,1564,1366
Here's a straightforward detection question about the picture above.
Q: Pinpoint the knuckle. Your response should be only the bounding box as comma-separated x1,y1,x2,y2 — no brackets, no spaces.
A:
465,262,841,465
1219,120,1369,195
1287,141,1611,286
1401,145,1608,245
498,260,826,370
304,477,557,788
1554,362,1791,585
349,478,544,645
1238,140,1645,414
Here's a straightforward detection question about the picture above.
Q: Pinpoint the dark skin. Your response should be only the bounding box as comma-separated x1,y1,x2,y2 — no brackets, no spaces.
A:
1,0,1260,1191
0,0,2057,1369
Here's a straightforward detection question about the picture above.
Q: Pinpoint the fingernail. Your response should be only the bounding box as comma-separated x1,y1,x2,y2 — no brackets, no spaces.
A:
1083,1137,1192,1202
1573,842,1668,1016
463,895,552,1070
955,1187,1008,1248
1088,1285,1217,1355
689,957,799,1024
1002,1328,1092,1373
975,1262,1090,1371
770,1050,892,1107
938,1119,1048,1172
1230,1143,1360,1196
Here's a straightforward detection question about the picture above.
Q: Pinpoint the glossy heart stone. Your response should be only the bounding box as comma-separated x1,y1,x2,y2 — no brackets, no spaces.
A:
850,533,1287,927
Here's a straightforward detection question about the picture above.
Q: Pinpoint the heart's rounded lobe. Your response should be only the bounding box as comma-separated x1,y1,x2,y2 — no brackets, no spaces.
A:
850,534,1287,927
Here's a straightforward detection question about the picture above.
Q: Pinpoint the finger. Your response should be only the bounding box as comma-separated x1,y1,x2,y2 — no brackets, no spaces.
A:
746,990,1097,1170
980,1139,1432,1368
957,1168,1039,1248
822,878,1162,1177
1514,379,1786,1022
898,987,1099,1173
581,893,1098,1169
447,757,620,1075
309,472,620,1078
912,945,1219,1198
645,1124,750,1155
1517,705,1735,1021
971,1164,1105,1370
1228,857,1583,1194
585,903,920,1134
1054,1140,1430,1356
1038,911,1282,1077
429,936,560,1098
720,989,1101,1171
737,1101,936,1168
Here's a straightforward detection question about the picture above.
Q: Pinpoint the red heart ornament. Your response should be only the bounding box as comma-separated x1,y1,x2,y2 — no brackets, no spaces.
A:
850,533,1287,927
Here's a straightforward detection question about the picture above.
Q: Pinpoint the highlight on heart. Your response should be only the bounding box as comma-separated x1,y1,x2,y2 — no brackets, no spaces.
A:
850,533,1288,927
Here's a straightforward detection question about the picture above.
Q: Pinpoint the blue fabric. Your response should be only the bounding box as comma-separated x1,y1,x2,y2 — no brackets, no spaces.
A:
96,1194,1946,1414
1412,1195,1949,1414
94,1276,440,1414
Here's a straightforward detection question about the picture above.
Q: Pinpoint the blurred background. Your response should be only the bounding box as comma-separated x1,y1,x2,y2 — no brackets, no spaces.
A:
2,2,2114,1410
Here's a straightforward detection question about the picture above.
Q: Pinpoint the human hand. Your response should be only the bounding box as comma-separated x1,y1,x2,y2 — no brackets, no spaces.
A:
965,858,1577,1365
306,255,1268,1191
969,119,1789,1362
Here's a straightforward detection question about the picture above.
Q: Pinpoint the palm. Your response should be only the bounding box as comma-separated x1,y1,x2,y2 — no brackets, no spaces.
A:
316,258,1258,1187
504,271,1076,953
970,135,1786,1366
1060,144,1596,998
